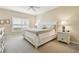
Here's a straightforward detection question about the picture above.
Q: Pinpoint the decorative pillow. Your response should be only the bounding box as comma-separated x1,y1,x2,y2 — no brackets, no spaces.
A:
44,24,55,29
37,25,47,29
42,26,47,29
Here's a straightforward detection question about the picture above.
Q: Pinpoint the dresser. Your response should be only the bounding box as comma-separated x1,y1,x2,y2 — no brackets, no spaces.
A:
0,28,5,53
57,32,70,44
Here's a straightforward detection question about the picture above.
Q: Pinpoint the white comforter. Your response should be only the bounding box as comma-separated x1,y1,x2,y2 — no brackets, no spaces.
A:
24,28,56,39
23,28,56,48
24,28,52,33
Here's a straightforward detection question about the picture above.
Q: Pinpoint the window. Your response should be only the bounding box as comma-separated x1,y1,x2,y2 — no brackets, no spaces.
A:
12,17,29,32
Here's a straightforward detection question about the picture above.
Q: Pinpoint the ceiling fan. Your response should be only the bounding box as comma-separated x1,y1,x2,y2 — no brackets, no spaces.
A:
27,6,40,11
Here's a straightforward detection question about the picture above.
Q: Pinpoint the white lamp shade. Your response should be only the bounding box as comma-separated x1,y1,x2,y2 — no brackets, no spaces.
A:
61,21,67,25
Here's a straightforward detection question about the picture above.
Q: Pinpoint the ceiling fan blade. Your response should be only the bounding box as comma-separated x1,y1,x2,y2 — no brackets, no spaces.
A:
33,6,40,8
32,8,37,11
27,6,40,12
27,6,32,10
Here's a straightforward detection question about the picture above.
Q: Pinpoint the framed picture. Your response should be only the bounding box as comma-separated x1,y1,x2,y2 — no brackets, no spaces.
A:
0,19,10,25
5,19,10,24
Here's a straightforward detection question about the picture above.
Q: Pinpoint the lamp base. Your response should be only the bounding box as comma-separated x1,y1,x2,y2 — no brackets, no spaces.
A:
62,26,65,32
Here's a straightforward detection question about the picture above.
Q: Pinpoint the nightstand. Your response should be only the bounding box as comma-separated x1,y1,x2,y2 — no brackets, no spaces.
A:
57,32,70,44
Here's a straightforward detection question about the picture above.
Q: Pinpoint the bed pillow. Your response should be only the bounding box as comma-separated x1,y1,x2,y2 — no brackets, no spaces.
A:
45,24,55,29
37,25,47,29
37,24,55,29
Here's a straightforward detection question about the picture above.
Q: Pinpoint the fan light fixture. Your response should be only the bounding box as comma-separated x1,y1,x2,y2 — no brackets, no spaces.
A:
27,6,40,11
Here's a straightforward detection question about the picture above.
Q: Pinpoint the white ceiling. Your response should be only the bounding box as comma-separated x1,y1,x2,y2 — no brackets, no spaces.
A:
0,6,58,15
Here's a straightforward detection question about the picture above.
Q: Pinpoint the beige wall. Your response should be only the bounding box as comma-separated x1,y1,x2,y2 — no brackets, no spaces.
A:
36,6,79,43
0,8,36,34
1,7,79,43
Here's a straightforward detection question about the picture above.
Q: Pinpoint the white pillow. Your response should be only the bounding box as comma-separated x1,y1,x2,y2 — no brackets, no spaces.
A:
37,24,55,29
45,24,55,29
36,25,46,29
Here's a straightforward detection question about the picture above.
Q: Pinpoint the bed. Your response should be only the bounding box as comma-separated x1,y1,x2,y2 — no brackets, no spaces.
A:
23,27,57,48
23,20,57,48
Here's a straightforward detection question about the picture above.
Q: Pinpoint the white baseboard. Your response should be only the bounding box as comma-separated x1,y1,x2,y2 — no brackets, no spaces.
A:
71,41,79,45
